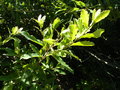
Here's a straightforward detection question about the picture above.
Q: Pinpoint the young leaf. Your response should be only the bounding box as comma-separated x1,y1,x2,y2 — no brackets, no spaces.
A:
20,31,43,46
80,29,105,38
34,14,46,29
94,10,110,23
12,26,18,35
71,41,95,46
52,18,61,29
80,9,89,27
52,55,73,73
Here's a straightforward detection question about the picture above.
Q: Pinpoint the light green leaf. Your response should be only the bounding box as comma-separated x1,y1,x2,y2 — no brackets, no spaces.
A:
52,55,73,73
69,24,78,40
52,18,61,29
71,41,94,46
21,31,43,46
92,9,96,21
3,84,13,90
20,53,41,59
80,9,89,27
71,8,79,12
12,26,18,35
74,1,86,7
80,29,105,38
2,37,12,45
43,38,55,45
94,10,110,23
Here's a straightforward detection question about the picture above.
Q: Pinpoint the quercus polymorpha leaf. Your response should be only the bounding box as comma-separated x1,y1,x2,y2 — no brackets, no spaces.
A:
94,10,110,23
20,53,41,59
12,26,18,35
0,73,17,81
2,37,12,45
69,24,78,40
21,31,43,46
0,48,16,56
71,41,94,46
80,29,105,38
74,1,86,7
92,9,96,21
55,50,81,61
3,84,13,90
80,9,89,27
52,55,73,73
13,37,21,54
43,38,55,44
52,18,61,29
71,7,79,12
29,43,39,53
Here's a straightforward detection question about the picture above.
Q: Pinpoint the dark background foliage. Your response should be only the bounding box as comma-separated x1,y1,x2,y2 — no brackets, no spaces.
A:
0,0,120,89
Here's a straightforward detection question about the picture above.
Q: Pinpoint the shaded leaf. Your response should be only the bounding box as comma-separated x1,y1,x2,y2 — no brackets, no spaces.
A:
52,55,73,73
3,84,13,90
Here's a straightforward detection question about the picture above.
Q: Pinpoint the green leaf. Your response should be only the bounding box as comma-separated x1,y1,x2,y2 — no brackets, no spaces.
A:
94,10,110,23
29,43,39,53
20,53,41,59
80,9,89,27
74,1,86,7
13,37,21,54
0,73,17,81
52,18,61,29
80,29,105,38
71,8,79,12
36,14,46,28
3,84,13,90
0,48,16,56
71,41,94,46
52,55,73,73
2,37,12,45
69,24,78,40
21,31,43,46
92,9,96,21
12,26,18,35
43,38,55,45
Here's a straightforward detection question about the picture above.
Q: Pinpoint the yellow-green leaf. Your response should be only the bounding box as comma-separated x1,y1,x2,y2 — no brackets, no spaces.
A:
94,10,110,23
71,41,94,46
80,29,105,38
69,24,78,40
52,18,61,29
80,9,89,27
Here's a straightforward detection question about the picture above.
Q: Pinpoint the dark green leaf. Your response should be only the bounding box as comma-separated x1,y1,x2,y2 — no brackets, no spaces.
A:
52,55,73,73
21,31,43,46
